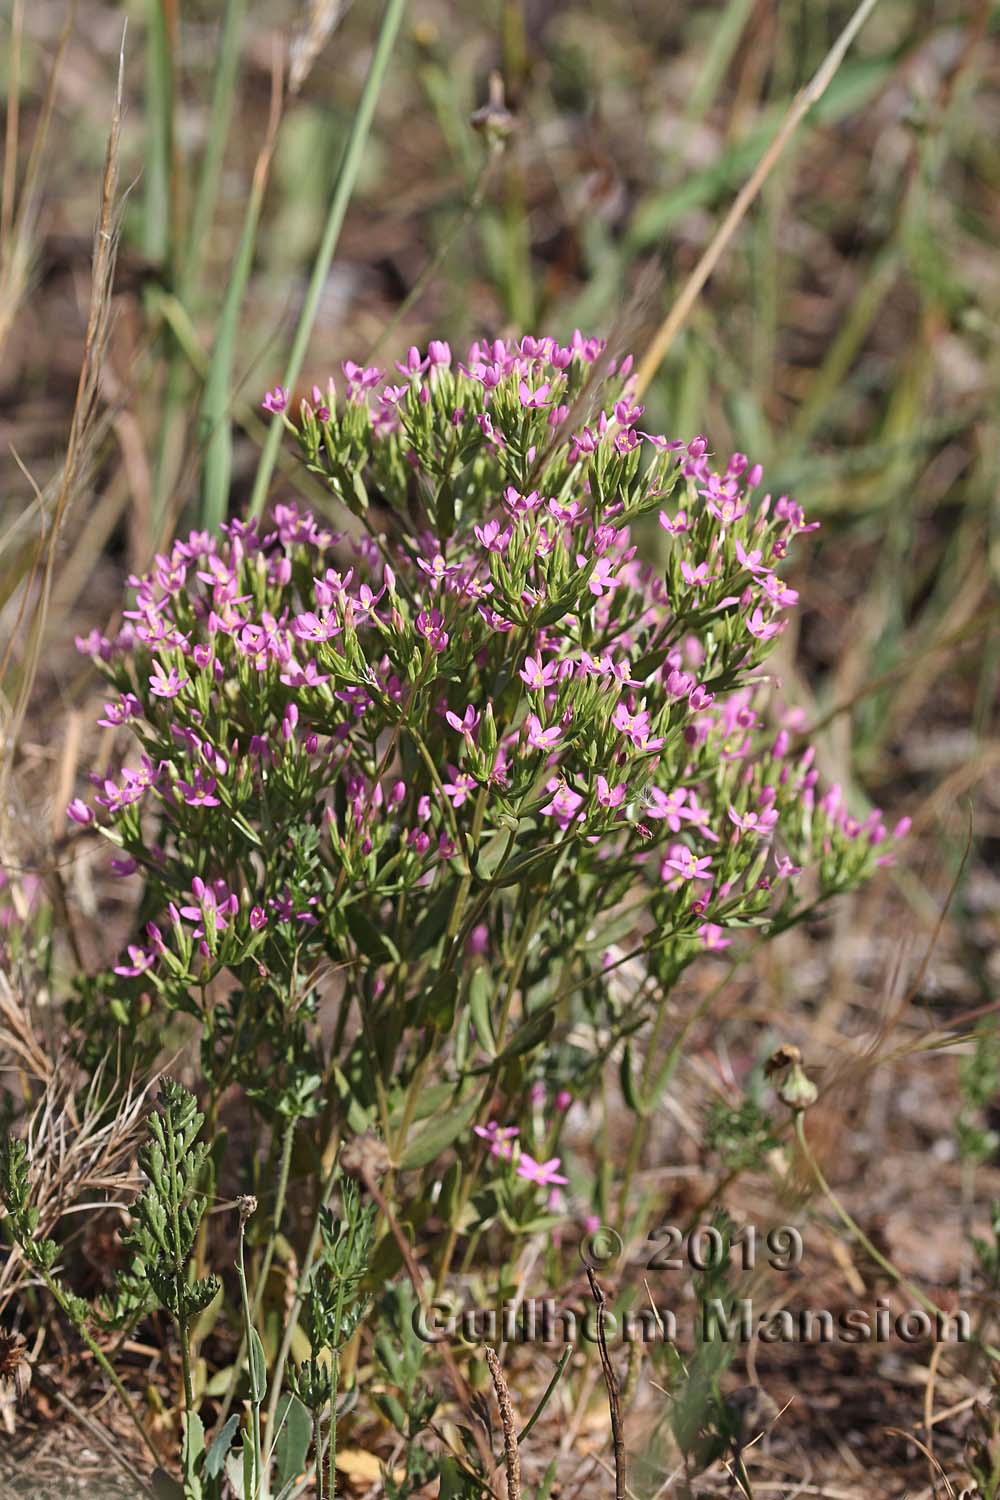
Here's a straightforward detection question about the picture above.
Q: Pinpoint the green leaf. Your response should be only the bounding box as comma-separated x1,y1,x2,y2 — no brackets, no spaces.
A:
249,1328,268,1404
468,967,495,1057
204,1415,240,1481
400,1092,479,1170
422,971,458,1029
496,1006,555,1063
273,1393,312,1490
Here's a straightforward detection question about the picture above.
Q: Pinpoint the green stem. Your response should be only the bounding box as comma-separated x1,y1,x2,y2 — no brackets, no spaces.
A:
251,1115,297,1322
217,1115,298,1431
236,1214,264,1497
41,1268,162,1470
248,0,409,518
327,1350,339,1499
263,1142,343,1453
794,1110,1000,1358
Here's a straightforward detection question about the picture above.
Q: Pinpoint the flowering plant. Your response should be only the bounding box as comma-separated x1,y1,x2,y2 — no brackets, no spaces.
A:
70,332,905,1263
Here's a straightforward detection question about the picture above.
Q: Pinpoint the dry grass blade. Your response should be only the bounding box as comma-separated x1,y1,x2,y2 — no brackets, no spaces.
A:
633,0,883,398
0,1066,154,1316
0,0,79,357
289,0,350,94
0,25,125,831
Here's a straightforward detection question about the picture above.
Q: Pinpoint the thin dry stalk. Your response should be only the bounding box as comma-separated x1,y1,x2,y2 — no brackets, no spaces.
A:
0,27,125,841
289,0,350,94
484,1345,522,1500
586,1268,626,1500
0,0,79,355
633,0,883,398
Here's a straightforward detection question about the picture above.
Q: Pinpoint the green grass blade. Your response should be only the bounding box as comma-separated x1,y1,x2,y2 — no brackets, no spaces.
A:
248,0,409,520
183,0,246,296
144,0,174,268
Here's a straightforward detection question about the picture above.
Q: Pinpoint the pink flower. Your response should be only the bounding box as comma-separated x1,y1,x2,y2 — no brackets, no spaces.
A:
698,923,731,951
746,607,782,642
98,694,142,729
474,1121,519,1160
446,705,481,740
727,804,779,839
658,510,689,535
735,540,768,575
177,770,221,809
663,848,713,882
149,666,188,699
517,1153,568,1187
114,944,155,978
555,1089,572,1112
540,779,584,829
596,775,626,809
681,560,716,589
474,520,512,553
519,654,557,691
762,574,799,609
67,798,93,826
416,609,449,653
442,769,476,808
262,386,288,414
293,610,341,643
519,379,552,409
583,556,620,598
526,714,562,751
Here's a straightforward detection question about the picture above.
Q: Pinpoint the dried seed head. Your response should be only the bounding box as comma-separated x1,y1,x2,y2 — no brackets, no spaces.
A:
765,1045,818,1111
237,1194,258,1224
339,1133,391,1182
470,72,516,144
0,1331,31,1406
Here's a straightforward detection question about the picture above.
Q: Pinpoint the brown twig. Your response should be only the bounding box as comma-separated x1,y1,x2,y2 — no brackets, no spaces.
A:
586,1268,625,1500
484,1345,522,1500
358,1162,497,1487
633,0,883,398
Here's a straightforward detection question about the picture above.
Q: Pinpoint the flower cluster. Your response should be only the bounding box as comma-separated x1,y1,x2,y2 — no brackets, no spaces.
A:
70,333,905,1206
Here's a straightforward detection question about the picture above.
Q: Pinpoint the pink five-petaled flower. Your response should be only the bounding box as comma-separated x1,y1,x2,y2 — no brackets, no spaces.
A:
582,556,620,598
518,379,552,409
735,540,768,575
293,610,341,643
727,805,779,839
698,923,731,951
177,769,221,809
474,1121,520,1161
681,560,716,589
442,769,476,808
517,1153,568,1187
746,607,783,642
519,654,558,691
262,386,288,414
416,609,449,653
113,944,155,978
149,666,188,699
98,694,142,729
658,509,689,535
474,520,512,553
664,847,713,882
762,574,799,609
540,778,584,829
445,705,481,740
596,775,626,809
526,714,562,751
